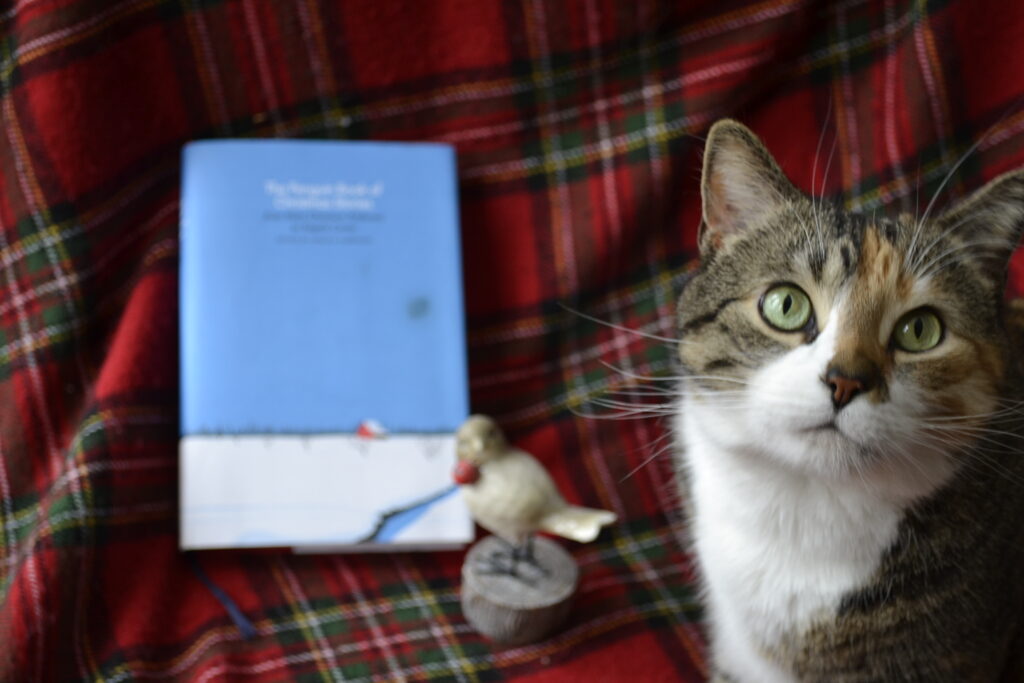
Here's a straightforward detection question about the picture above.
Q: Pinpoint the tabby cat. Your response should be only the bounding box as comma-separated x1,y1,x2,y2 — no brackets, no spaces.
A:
676,119,1024,681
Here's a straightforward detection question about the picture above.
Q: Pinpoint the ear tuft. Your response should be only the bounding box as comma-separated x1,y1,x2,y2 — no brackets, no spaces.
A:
700,120,801,254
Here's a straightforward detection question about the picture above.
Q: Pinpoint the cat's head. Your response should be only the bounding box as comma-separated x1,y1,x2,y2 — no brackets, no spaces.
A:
678,119,1024,500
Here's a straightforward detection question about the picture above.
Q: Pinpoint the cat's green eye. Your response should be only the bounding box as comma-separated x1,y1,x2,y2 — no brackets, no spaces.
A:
759,284,813,332
892,309,943,352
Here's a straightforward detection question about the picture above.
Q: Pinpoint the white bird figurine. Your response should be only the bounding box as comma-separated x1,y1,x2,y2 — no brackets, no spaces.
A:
453,415,616,577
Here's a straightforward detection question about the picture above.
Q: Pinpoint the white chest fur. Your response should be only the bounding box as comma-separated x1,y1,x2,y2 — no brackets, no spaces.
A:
680,402,904,682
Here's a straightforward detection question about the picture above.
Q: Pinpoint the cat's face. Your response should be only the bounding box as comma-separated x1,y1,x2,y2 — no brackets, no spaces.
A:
678,120,1024,501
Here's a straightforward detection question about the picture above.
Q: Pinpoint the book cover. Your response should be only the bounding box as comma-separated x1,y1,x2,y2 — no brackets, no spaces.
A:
179,139,473,551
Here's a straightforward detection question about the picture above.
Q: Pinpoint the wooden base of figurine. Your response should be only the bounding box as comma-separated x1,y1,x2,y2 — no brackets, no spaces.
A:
460,535,579,646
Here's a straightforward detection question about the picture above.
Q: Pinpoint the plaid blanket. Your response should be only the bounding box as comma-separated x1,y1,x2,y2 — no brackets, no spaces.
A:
2,0,1023,680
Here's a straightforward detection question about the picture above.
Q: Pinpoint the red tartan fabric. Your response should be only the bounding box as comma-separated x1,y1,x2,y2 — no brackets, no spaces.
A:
1,1,1024,681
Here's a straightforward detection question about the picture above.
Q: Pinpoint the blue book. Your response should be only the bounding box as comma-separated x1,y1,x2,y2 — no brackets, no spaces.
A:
179,139,472,551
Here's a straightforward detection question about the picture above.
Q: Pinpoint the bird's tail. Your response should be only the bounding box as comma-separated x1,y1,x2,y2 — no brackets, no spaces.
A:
539,505,617,543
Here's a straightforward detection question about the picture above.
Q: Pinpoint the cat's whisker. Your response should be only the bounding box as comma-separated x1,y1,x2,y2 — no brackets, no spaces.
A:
925,393,1024,413
867,413,1014,440
922,407,1024,425
582,395,676,411
678,373,766,387
620,438,679,483
604,385,682,397
886,423,1024,489
681,394,803,407
908,98,1024,270
570,412,663,421
559,302,680,345
581,392,676,408
915,237,1019,278
810,98,835,261
601,394,678,405
813,139,839,261
894,444,958,488
922,423,1024,445
963,453,1024,490
908,132,989,266
924,407,1024,424
907,210,976,274
681,384,820,402
595,391,679,406
632,426,676,449
681,399,823,416
599,360,692,383
924,434,1024,489
681,387,815,403
568,405,672,421
584,402,676,416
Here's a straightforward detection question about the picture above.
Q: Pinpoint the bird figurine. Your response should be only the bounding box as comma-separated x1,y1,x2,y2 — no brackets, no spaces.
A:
453,415,617,579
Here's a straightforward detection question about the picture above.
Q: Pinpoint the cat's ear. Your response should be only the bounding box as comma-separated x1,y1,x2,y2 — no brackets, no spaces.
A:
933,168,1024,278
699,119,801,254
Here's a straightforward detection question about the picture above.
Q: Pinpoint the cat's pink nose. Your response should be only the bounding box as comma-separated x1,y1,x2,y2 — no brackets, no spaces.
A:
824,370,864,410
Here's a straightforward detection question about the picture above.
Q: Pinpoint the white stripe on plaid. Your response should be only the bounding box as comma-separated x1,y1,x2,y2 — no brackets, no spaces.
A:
883,0,911,212
912,6,957,200
118,528,692,679
4,0,153,69
527,0,579,295
1,412,172,570
637,0,687,524
185,0,233,135
295,0,336,136
835,1,864,205
469,270,689,347
392,561,472,683
130,598,692,682
981,111,1024,150
460,106,721,181
275,0,810,136
441,52,767,146
470,316,675,390
0,89,66,679
241,0,286,135
335,559,408,682
0,202,176,324
280,559,348,683
559,25,694,592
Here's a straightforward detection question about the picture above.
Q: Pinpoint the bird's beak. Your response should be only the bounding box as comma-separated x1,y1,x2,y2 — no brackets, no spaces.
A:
452,460,480,485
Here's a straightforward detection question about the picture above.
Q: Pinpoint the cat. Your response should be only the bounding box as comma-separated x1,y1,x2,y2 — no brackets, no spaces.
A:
675,119,1024,682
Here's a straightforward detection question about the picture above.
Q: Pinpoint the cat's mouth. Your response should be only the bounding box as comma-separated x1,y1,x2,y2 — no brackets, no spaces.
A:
802,419,864,448
798,419,867,454
805,420,840,434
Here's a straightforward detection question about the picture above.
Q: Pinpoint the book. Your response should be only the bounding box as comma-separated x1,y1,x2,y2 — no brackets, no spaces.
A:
179,139,473,551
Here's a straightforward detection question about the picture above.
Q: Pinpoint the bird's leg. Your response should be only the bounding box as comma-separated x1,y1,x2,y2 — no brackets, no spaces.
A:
513,535,549,577
476,551,514,577
474,538,536,584
490,536,517,566
523,536,536,564
472,536,556,586
476,553,538,586
504,536,537,581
